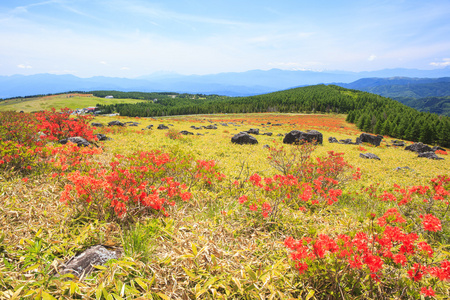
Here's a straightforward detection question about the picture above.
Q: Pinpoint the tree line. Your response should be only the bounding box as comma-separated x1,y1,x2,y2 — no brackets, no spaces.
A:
95,86,450,147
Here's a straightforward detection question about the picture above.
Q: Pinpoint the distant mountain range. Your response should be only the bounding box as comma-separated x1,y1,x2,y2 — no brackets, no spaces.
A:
2,67,450,99
335,77,450,116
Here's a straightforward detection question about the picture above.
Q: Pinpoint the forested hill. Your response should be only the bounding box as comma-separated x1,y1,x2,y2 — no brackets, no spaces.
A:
96,85,450,147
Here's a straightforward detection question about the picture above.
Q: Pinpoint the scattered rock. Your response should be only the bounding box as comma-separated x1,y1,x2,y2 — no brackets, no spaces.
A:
272,124,282,126
405,142,433,153
60,245,121,278
157,124,169,129
108,121,125,127
191,126,202,130
340,139,358,145
204,125,217,130
91,122,104,127
196,133,204,136
432,146,446,152
263,144,270,149
231,132,258,145
145,124,154,130
328,137,339,143
221,123,228,126
283,130,323,145
392,141,405,147
95,134,111,141
59,136,91,147
126,122,139,127
359,153,381,160
357,133,383,147
418,152,444,160
394,166,413,171
179,130,194,135
277,133,284,137
263,132,273,136
246,128,260,135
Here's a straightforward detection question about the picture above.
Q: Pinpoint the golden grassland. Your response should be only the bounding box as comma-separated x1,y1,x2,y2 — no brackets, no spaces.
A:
0,94,146,112
1,113,449,299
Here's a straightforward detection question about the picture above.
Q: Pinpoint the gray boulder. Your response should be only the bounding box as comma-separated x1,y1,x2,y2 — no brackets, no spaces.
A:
91,122,104,127
328,137,339,143
283,130,323,145
95,134,111,141
359,153,381,160
357,133,383,147
231,132,258,145
107,121,125,127
432,146,446,152
418,152,444,160
405,142,433,153
157,124,169,129
60,245,121,278
179,130,194,135
204,125,217,129
340,139,357,145
59,136,90,147
246,128,260,135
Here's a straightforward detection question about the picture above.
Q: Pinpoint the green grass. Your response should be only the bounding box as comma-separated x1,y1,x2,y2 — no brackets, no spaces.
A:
0,93,146,112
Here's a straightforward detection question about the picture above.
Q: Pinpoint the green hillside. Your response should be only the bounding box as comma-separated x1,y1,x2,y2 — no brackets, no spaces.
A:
98,85,450,147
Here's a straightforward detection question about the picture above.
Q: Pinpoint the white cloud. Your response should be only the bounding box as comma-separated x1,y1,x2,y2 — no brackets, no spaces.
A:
99,61,107,65
17,64,32,69
121,67,130,70
368,54,376,61
430,58,450,67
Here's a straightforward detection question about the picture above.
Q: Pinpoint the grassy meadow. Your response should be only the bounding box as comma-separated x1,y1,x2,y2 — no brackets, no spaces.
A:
1,111,449,299
0,94,146,113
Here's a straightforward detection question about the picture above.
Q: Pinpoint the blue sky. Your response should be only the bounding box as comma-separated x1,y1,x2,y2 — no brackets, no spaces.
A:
1,0,450,77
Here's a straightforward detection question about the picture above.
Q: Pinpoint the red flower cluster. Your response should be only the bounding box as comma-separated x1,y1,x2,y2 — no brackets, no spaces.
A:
60,150,224,220
286,211,450,296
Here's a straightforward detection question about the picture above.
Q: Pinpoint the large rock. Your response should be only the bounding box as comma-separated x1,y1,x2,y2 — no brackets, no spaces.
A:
157,124,169,129
359,153,381,160
231,132,258,145
418,152,444,160
59,136,90,147
283,130,323,145
405,142,433,153
60,245,121,278
107,121,125,127
91,122,104,127
357,133,383,147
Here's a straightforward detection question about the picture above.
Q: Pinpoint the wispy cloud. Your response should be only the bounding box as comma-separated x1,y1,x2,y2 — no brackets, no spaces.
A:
430,58,450,67
17,64,32,69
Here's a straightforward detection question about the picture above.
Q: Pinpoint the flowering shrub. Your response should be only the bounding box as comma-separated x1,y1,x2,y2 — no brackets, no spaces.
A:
0,140,42,175
371,175,450,240
165,128,183,140
0,111,41,146
0,109,102,177
435,150,448,155
34,107,96,142
238,145,360,221
285,208,450,298
60,150,225,222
